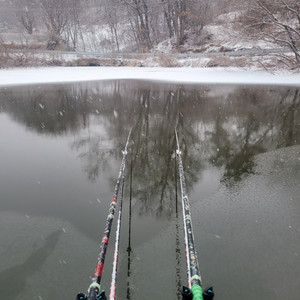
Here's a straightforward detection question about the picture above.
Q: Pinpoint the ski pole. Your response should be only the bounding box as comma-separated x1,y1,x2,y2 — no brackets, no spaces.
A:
109,144,126,300
76,128,132,300
175,129,214,300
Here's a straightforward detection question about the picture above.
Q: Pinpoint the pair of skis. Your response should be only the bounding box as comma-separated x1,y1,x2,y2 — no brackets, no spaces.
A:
76,129,214,300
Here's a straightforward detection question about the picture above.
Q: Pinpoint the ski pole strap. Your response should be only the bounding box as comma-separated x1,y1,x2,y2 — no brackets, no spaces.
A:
87,282,101,300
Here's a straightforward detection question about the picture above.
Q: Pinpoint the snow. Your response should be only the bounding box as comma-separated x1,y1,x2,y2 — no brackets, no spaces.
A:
202,11,275,52
0,67,300,87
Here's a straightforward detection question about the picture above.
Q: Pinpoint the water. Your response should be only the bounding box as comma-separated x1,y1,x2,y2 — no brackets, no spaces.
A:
0,80,299,300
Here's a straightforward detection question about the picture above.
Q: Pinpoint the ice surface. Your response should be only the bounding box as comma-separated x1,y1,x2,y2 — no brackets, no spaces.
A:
0,67,300,87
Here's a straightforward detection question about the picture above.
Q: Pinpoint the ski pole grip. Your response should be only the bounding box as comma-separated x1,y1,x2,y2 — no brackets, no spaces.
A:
191,284,203,300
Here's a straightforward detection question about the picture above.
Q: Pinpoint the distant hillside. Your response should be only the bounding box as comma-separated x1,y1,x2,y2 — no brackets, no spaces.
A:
0,0,299,69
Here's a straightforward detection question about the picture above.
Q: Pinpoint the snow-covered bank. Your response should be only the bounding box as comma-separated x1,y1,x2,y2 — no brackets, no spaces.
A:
0,67,300,87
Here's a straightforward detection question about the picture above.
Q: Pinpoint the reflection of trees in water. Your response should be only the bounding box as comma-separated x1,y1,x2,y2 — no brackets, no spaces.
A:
275,89,300,148
208,86,300,184
71,134,113,182
130,88,188,217
0,85,91,134
1,82,300,214
209,89,267,183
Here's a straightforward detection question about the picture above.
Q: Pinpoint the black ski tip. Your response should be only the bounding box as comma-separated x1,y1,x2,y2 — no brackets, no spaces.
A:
98,291,107,300
76,293,87,300
182,286,193,300
203,286,214,299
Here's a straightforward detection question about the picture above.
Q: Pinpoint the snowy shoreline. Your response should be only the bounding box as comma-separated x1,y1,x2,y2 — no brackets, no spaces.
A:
0,66,300,87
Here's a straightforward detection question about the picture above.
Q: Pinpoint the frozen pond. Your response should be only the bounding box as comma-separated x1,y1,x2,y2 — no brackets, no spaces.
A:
0,80,299,300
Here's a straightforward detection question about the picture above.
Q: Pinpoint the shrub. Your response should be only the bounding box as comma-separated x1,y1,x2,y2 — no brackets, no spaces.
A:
155,53,179,67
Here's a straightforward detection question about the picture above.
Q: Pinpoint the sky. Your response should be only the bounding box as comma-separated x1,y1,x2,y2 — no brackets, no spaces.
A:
0,67,300,87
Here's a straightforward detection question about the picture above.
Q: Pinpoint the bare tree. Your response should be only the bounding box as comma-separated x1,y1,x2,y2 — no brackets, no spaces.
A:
160,0,210,49
101,0,121,52
14,0,38,34
40,0,71,49
160,0,186,47
64,0,83,50
20,8,35,34
247,0,300,67
188,0,210,33
120,0,153,51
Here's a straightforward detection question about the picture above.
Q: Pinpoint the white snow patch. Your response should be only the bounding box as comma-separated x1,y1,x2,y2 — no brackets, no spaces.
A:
217,12,242,22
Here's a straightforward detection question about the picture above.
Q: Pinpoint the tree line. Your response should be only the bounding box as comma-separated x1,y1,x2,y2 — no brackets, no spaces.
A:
11,0,214,51
1,0,300,66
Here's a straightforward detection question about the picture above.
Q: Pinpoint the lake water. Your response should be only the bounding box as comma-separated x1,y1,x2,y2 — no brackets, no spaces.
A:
0,80,299,300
